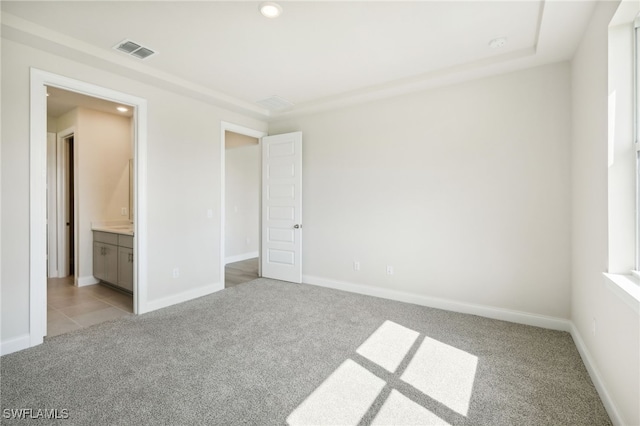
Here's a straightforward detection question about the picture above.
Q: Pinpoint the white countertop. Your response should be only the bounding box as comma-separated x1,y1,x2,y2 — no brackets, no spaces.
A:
92,224,134,236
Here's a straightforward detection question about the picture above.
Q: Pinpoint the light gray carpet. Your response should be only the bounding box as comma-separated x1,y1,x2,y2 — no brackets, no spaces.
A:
1,278,610,425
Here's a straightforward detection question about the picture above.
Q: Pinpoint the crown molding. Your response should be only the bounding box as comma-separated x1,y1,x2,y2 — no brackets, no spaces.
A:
1,12,270,120
2,0,587,123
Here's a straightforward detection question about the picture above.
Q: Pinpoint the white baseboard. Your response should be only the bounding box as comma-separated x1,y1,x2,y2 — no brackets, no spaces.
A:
302,275,572,332
570,324,624,426
1,334,31,356
225,252,258,265
143,282,224,313
77,275,99,287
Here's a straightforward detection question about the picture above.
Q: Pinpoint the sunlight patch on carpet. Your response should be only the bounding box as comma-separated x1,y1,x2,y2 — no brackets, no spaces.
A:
371,389,451,426
286,359,385,426
356,320,419,373
287,319,478,425
401,336,478,416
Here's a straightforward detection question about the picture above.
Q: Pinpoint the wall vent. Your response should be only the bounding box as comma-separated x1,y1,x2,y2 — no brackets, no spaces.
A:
113,39,157,60
256,95,294,112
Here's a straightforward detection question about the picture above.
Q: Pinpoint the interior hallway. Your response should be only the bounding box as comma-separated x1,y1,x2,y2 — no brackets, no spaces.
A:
47,277,133,337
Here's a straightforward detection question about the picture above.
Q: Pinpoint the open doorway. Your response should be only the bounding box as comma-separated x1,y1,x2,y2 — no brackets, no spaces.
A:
44,85,136,337
224,130,260,288
63,134,75,277
220,123,267,289
64,135,76,275
220,124,303,289
29,68,148,349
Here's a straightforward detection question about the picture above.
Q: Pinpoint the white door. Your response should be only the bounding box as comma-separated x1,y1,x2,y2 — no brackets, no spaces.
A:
261,132,302,283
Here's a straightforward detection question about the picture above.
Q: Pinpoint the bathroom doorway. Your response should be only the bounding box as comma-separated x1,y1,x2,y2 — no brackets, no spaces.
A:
29,69,148,348
45,87,136,337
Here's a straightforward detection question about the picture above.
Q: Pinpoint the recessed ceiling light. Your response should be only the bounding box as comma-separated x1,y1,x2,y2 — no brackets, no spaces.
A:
117,106,129,112
489,37,508,49
260,2,282,18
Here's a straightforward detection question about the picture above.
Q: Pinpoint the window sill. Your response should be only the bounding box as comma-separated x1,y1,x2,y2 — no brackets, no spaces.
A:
602,272,640,314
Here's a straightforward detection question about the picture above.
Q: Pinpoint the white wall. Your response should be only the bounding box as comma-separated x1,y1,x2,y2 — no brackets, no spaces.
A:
0,37,267,344
225,143,260,262
270,62,572,319
46,132,57,277
571,2,640,425
226,131,259,149
56,108,77,134
46,116,57,133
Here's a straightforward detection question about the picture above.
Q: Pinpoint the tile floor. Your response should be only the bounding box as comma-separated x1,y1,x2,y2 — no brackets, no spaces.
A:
47,276,133,338
47,258,257,337
225,258,259,288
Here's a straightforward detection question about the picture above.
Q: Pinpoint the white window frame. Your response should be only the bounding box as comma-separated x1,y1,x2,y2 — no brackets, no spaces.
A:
635,18,640,275
603,15,640,314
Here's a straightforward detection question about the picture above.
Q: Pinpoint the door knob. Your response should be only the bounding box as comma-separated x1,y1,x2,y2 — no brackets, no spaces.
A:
293,224,302,229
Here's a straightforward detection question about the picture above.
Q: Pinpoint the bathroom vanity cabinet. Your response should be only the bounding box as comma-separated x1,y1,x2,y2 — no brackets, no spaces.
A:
93,230,134,293
117,236,134,291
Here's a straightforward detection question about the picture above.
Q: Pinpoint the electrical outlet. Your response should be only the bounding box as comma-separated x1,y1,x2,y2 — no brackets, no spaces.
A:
353,261,360,271
172,268,180,278
207,209,213,219
246,237,251,245
386,265,394,275
121,207,127,216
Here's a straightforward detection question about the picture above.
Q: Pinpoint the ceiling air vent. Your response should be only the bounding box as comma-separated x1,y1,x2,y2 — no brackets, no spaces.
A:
113,39,157,60
256,95,294,112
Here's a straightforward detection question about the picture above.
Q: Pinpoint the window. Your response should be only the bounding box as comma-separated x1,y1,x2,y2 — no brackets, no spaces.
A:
608,15,636,275
604,9,640,310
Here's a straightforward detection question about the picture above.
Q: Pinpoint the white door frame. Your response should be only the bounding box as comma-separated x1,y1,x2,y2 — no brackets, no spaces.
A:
30,68,149,347
220,122,267,288
46,132,58,278
56,128,75,279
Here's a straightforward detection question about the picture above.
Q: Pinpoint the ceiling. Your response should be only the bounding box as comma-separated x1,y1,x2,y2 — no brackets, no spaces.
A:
47,86,134,118
1,1,597,119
